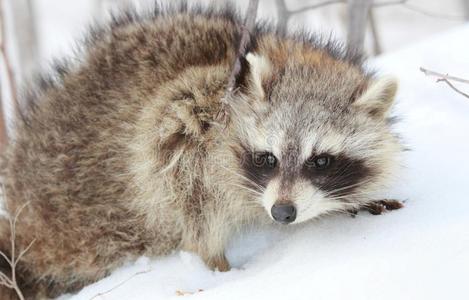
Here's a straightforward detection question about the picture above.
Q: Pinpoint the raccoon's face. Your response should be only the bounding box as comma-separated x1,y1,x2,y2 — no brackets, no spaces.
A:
232,53,401,224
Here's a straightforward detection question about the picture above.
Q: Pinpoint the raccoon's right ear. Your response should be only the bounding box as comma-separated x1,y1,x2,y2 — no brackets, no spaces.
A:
353,76,398,118
234,53,272,98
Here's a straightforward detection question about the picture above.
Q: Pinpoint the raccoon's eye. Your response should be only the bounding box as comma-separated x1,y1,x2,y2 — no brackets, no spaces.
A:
253,152,277,168
306,154,333,170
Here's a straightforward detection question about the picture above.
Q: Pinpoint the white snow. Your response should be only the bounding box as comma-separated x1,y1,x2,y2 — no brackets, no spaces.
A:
56,24,469,300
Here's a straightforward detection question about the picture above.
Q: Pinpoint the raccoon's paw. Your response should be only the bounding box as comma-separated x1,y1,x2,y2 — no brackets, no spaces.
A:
365,199,404,215
204,254,230,272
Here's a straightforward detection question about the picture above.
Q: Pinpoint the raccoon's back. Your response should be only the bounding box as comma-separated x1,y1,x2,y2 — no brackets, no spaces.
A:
1,7,245,212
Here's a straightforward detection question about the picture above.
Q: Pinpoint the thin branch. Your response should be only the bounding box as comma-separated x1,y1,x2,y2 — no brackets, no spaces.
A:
420,68,469,85
346,0,373,56
464,0,469,21
372,0,407,7
0,0,20,118
10,0,39,81
274,0,463,57
0,80,6,152
289,0,345,14
89,269,152,300
374,0,465,21
274,0,289,35
402,3,465,21
420,67,469,100
0,186,34,300
15,238,36,265
368,9,382,55
216,0,260,123
275,0,345,33
0,250,11,267
276,0,464,37
436,79,469,99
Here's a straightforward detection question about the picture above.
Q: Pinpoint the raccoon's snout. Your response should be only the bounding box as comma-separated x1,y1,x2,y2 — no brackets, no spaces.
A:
271,203,297,224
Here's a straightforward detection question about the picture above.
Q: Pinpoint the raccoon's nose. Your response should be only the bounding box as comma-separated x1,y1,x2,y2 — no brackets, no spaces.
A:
271,203,297,224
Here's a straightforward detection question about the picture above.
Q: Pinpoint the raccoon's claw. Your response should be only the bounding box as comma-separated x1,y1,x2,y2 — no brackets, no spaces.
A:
365,199,404,215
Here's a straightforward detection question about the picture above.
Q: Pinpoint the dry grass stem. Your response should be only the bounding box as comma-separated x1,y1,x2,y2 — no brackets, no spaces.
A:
0,197,35,300
89,269,152,300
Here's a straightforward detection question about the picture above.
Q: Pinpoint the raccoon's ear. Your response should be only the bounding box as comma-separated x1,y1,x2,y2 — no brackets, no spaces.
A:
235,53,272,97
353,76,398,118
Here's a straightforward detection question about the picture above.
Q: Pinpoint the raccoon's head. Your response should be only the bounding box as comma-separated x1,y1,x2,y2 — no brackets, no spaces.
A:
230,51,401,224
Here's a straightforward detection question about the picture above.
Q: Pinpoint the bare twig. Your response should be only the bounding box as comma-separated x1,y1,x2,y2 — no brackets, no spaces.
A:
10,0,39,81
275,0,464,41
436,79,469,99
0,0,19,116
275,0,345,34
420,68,469,85
274,0,289,35
464,0,469,21
372,0,407,7
374,0,465,20
346,0,373,56
402,3,465,21
368,9,382,55
89,269,152,300
0,80,6,152
276,0,375,55
288,0,345,14
274,0,401,34
420,67,469,100
216,0,260,124
0,196,35,300
0,0,17,147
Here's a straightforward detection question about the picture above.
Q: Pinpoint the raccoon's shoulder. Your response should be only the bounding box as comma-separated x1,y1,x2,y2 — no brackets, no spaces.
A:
18,3,366,131
26,3,364,96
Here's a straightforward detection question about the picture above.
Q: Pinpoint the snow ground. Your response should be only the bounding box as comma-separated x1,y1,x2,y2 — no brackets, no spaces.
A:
54,24,469,300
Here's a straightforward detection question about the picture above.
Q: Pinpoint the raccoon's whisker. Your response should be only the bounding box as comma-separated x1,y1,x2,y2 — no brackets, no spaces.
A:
318,161,355,192
318,161,375,199
299,164,373,215
323,179,372,197
226,183,263,197
327,190,373,203
326,188,372,201
298,179,374,216
219,165,266,193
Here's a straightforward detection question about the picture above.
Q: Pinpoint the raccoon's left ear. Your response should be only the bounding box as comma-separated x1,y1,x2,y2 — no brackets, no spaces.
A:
235,52,272,97
353,76,398,118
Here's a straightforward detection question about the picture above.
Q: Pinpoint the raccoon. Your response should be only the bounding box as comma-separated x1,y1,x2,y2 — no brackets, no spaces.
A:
0,3,402,299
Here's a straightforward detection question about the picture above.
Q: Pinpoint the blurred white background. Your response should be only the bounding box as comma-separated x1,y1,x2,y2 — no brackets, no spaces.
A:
1,0,467,145
2,0,468,81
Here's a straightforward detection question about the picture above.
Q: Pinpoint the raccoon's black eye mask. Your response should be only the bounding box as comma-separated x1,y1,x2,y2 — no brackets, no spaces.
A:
241,151,278,190
305,154,334,170
301,154,372,197
252,152,277,169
